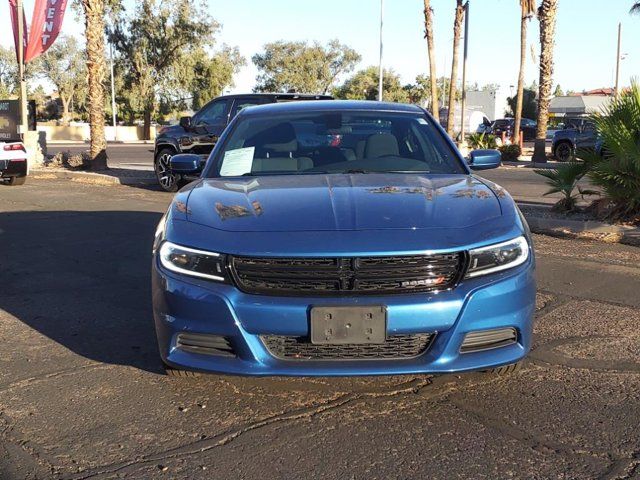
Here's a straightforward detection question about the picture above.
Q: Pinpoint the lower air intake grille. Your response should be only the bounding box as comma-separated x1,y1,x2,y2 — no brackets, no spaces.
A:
460,328,517,353
176,333,235,357
261,334,434,361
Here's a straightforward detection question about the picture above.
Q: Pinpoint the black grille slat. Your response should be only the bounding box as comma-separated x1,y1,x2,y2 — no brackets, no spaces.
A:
261,334,434,360
230,253,464,296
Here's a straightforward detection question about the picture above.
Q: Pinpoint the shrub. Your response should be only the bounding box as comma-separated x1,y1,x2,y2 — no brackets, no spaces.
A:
534,161,598,212
498,144,522,161
467,132,498,150
585,81,640,223
44,150,91,170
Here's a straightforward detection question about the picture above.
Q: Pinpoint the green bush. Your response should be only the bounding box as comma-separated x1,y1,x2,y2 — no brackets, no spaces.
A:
498,144,522,161
534,162,598,212
585,81,640,223
467,132,498,150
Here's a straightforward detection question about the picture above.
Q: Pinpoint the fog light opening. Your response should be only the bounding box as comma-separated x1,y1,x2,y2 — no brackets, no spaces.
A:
176,333,235,357
460,328,517,353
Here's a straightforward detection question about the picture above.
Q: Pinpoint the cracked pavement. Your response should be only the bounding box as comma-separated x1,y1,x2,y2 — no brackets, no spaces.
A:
0,179,639,480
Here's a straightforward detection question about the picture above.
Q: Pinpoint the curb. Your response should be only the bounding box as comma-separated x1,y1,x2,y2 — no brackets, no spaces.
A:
523,215,640,247
30,169,156,186
501,161,561,170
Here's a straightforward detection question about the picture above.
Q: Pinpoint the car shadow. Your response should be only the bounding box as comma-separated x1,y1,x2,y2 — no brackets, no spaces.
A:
0,210,164,374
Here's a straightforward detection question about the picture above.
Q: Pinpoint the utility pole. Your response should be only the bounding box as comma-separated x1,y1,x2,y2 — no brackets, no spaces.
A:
378,0,384,101
459,1,469,144
614,22,621,97
110,40,117,139
17,0,28,136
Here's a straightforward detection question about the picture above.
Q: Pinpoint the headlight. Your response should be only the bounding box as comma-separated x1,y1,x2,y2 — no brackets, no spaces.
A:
158,241,228,282
466,236,529,278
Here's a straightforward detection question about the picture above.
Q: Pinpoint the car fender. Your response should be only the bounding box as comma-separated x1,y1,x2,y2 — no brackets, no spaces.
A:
154,139,180,157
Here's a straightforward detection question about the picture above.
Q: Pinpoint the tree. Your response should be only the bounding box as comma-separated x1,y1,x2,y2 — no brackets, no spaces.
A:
533,0,559,163
507,88,537,119
423,0,438,117
334,66,409,103
78,0,110,170
38,36,86,125
513,0,537,143
553,84,564,96
252,40,360,94
631,2,640,14
111,0,219,139
187,46,245,110
0,46,18,98
446,0,466,137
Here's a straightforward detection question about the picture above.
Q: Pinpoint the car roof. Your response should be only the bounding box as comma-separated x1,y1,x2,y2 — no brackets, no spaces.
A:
239,100,424,117
217,93,333,100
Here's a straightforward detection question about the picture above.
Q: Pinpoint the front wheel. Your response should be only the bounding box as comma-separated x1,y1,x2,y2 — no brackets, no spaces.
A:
6,175,26,186
554,141,574,162
154,148,181,192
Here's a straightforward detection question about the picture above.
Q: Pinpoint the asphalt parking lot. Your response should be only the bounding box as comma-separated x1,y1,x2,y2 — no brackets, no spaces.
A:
1,179,639,480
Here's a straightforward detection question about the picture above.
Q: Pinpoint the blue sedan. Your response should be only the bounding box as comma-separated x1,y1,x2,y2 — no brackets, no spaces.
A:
152,101,535,377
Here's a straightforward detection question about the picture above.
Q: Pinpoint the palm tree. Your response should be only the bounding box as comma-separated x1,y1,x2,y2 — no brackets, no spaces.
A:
423,0,438,117
532,0,559,163
513,0,537,144
446,0,465,137
79,0,108,170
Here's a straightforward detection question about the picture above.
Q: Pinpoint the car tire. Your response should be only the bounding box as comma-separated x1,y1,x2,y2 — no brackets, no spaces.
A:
7,175,26,186
154,148,181,192
554,141,574,162
485,362,522,376
164,365,201,377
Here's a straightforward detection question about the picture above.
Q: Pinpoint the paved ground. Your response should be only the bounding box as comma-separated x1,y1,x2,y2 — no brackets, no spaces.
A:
46,143,559,203
1,179,639,480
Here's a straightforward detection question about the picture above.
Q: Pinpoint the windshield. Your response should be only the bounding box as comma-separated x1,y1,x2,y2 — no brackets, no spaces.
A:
209,111,465,177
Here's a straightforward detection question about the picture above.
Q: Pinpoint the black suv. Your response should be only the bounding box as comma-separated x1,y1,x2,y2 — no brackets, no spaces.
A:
154,93,332,191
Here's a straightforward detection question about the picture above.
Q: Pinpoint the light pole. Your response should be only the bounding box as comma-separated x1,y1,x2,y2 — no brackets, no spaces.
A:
459,1,469,143
109,40,117,140
378,0,384,101
16,0,28,136
614,22,621,97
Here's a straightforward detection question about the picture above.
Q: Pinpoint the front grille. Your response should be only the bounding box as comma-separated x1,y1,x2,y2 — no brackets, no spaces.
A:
229,253,465,296
261,334,434,360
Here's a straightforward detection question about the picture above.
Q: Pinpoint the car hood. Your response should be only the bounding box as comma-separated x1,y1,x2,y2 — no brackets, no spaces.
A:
184,174,502,232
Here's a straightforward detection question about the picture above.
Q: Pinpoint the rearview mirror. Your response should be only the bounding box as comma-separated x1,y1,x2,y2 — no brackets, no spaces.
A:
170,154,202,174
468,149,501,170
179,116,192,130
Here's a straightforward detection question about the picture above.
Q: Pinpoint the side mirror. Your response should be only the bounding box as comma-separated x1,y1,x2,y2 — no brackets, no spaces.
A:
170,154,201,174
468,149,501,170
179,116,192,130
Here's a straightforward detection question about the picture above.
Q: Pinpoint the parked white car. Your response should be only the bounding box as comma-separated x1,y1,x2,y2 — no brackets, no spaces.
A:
0,141,28,186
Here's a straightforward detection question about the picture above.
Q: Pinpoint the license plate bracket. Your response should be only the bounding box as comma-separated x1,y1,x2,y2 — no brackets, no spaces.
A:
310,306,386,345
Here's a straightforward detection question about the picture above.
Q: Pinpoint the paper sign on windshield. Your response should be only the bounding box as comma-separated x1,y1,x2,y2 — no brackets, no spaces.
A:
220,147,255,176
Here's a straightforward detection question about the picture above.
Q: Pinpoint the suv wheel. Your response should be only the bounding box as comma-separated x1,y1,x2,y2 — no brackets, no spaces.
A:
6,175,26,186
155,148,180,192
554,141,574,162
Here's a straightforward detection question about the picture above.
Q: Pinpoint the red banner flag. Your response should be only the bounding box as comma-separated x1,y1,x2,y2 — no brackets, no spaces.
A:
24,0,69,63
8,0,28,62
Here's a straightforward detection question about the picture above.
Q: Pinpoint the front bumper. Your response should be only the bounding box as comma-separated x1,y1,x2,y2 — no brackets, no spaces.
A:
0,159,27,178
152,257,535,376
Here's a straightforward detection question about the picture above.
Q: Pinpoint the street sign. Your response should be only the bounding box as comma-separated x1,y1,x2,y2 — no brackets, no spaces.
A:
0,100,36,141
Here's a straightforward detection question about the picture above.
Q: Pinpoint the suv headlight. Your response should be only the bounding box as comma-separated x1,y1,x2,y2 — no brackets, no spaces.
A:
466,236,529,278
158,241,228,282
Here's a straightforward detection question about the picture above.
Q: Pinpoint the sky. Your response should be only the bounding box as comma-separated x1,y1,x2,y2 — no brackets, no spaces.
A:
1,0,638,96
